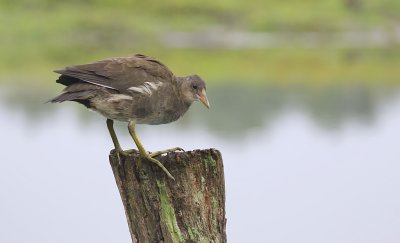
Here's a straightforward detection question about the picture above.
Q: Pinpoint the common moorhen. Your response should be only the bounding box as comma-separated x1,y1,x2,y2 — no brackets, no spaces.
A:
50,54,210,179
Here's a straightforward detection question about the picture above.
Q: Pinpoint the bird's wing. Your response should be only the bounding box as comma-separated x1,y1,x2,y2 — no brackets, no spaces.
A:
54,54,175,91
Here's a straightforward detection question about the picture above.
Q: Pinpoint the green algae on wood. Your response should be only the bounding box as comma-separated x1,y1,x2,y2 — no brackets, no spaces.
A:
203,156,217,174
157,180,184,242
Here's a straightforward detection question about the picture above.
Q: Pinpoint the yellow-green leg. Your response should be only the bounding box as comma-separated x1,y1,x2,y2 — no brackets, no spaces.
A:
106,119,124,153
128,121,176,180
107,118,136,166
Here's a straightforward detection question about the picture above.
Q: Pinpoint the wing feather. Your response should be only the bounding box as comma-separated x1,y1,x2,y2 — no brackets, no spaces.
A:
54,54,175,91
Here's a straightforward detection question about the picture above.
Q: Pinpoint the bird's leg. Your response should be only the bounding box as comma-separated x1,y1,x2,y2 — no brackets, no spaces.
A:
106,119,134,156
106,119,122,151
127,121,175,180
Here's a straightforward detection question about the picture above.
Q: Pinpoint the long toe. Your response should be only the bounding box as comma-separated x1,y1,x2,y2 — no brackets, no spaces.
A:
114,149,137,163
142,153,175,180
149,147,185,158
116,149,129,157
122,149,138,155
112,148,127,165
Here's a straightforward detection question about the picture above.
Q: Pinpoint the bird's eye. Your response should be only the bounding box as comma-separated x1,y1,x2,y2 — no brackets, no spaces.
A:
192,85,198,90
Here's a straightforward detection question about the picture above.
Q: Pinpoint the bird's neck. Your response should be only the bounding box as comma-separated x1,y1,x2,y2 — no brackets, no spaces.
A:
175,76,185,86
175,76,193,106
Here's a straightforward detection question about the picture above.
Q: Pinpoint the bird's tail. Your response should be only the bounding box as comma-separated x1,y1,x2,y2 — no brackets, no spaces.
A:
47,91,93,104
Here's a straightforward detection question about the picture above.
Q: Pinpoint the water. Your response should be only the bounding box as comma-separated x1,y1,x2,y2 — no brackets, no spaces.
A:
1,85,399,243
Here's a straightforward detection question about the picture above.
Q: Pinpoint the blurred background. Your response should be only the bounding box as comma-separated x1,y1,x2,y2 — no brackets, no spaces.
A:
1,0,400,242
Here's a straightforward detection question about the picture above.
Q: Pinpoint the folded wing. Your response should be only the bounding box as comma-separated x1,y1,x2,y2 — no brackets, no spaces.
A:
54,54,175,91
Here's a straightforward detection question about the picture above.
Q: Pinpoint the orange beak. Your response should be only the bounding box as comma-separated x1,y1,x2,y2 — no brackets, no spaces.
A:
197,89,210,109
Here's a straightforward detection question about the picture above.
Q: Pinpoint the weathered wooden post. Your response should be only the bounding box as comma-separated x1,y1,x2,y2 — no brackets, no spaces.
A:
109,149,226,243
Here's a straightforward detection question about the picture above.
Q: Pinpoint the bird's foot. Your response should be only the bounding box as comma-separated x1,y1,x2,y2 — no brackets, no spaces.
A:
149,147,185,158
113,148,137,165
113,147,178,180
114,148,136,156
120,149,137,155
139,151,175,180
114,149,125,165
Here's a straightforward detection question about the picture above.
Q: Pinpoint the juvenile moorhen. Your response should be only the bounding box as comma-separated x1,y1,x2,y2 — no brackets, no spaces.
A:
50,54,209,179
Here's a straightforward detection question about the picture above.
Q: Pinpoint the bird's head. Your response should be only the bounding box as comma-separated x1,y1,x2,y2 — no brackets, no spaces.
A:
178,75,210,108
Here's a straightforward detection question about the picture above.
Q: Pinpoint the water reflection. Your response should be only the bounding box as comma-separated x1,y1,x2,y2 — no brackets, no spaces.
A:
1,84,398,137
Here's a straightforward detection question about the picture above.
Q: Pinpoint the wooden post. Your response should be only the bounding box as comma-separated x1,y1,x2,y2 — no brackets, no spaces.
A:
109,149,226,243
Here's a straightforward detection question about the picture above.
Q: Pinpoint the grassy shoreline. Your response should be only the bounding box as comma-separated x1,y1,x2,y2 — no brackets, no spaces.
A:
1,48,399,88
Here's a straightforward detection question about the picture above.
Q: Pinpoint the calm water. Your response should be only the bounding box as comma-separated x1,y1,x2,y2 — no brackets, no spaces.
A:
1,85,399,243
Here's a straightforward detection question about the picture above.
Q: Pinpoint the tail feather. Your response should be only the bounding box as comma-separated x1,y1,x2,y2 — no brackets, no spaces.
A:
48,90,94,104
55,74,81,86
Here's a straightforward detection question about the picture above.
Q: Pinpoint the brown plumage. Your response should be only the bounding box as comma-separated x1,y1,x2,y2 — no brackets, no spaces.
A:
50,54,210,179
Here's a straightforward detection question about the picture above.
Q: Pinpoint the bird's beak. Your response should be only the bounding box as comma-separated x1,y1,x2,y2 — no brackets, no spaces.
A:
197,89,210,109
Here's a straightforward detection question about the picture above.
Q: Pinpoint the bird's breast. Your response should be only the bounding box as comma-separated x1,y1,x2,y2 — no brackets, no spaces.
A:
134,101,189,125
131,86,190,125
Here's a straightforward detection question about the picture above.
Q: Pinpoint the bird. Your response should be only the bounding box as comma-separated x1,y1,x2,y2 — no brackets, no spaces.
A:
49,53,209,179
